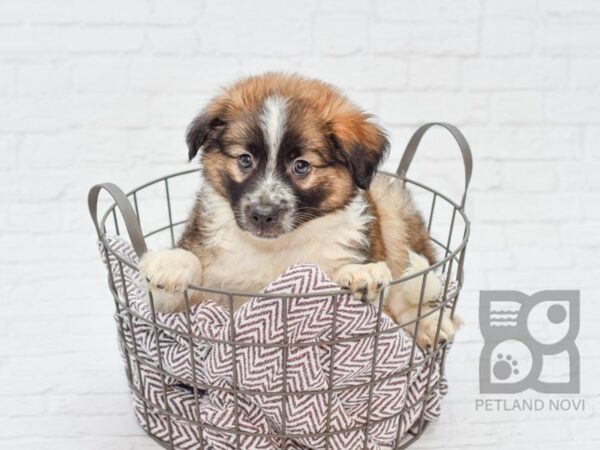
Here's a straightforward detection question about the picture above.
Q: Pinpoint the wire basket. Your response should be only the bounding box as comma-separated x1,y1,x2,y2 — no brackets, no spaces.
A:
88,122,472,450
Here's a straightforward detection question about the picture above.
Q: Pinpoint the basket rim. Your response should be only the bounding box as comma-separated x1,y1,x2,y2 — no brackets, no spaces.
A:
98,168,470,297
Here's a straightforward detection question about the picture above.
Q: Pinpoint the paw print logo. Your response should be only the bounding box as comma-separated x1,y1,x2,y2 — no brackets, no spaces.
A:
494,353,519,380
479,290,580,394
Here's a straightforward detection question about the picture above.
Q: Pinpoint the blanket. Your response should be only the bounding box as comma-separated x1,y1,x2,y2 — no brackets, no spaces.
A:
101,235,453,450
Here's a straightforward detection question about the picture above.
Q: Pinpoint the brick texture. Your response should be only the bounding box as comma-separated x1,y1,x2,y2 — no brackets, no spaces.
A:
0,1,598,449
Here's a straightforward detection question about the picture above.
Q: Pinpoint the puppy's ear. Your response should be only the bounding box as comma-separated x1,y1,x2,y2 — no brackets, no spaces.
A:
186,109,226,161
329,113,389,189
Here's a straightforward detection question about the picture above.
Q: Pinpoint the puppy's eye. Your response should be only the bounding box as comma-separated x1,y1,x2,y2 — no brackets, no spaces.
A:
238,154,253,169
292,159,310,176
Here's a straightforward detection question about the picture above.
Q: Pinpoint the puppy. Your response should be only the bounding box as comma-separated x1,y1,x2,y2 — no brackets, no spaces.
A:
140,73,458,347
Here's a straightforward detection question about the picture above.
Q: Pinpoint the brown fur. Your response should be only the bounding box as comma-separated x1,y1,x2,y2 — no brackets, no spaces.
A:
364,191,387,262
368,174,437,278
145,73,439,333
188,73,388,190
183,72,435,284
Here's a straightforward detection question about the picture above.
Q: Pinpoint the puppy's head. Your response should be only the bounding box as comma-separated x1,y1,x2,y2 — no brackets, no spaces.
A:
187,73,389,239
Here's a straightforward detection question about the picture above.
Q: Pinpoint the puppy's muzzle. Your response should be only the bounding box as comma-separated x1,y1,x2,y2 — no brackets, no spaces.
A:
246,203,283,236
249,204,278,227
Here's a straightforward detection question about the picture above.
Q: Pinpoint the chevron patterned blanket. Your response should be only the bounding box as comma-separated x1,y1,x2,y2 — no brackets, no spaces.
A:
101,236,450,450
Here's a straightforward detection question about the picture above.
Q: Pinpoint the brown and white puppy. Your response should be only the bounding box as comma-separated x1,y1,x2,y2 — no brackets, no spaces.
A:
140,73,458,347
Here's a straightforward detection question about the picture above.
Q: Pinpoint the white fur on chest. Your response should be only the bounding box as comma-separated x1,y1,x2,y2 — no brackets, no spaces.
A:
199,187,371,292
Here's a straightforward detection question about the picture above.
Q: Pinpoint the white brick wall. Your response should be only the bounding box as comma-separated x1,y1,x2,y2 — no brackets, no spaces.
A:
0,1,598,449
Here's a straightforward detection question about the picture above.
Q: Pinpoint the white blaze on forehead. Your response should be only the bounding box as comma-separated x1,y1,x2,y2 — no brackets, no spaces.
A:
259,95,288,174
249,95,296,217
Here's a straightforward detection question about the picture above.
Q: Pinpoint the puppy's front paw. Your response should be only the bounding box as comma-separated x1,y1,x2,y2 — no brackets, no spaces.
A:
334,262,392,304
139,249,202,312
415,310,461,350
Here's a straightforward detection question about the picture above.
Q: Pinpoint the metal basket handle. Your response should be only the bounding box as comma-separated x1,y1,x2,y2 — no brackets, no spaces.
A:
396,122,473,209
88,183,147,258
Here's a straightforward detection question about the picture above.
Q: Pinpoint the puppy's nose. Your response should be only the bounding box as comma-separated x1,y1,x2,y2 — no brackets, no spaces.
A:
249,204,279,229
